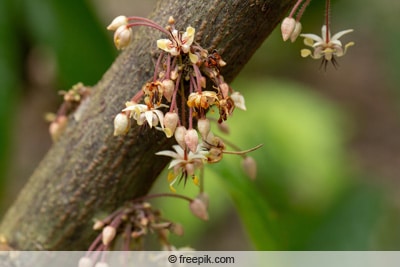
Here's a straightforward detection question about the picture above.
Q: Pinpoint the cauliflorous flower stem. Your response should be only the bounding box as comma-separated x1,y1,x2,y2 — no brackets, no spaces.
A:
325,0,331,42
223,144,263,157
289,0,304,18
127,16,170,35
295,0,311,21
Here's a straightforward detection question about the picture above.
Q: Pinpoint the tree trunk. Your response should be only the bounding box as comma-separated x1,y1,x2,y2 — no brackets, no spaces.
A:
0,0,296,250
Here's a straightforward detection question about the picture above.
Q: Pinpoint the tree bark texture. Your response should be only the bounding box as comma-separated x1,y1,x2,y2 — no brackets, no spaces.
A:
0,0,296,250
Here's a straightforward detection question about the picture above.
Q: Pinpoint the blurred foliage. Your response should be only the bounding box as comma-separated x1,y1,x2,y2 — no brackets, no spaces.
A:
0,0,20,201
210,79,388,250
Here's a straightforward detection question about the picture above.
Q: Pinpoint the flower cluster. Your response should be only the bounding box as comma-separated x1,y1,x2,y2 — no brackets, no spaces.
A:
47,82,91,141
79,193,208,267
109,16,258,192
79,14,260,260
281,0,354,69
79,201,185,267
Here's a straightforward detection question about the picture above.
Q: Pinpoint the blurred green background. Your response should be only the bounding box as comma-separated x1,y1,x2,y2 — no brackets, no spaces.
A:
1,0,400,250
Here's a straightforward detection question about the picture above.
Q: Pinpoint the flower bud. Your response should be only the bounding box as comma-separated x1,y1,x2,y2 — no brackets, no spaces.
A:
170,67,179,80
189,198,209,221
197,118,210,139
113,112,130,136
217,121,230,134
290,21,302,42
168,16,175,25
49,115,68,142
281,17,296,42
241,156,257,180
218,59,227,67
78,257,94,267
185,129,199,153
170,223,184,236
163,112,179,138
102,226,116,246
93,220,105,230
162,79,175,102
113,25,132,50
107,15,128,31
175,126,187,149
197,192,209,209
219,83,230,97
230,92,246,111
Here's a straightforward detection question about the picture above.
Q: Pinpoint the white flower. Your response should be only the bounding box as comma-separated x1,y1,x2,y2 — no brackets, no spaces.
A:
157,26,195,56
122,103,167,129
156,145,207,192
300,25,354,61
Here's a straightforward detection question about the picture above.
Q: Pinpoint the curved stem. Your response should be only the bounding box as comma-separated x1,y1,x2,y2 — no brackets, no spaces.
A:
289,0,304,18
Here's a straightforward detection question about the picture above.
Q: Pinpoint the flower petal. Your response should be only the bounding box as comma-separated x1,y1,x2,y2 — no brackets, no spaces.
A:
145,111,154,128
331,29,353,41
155,150,179,158
157,39,172,51
182,26,195,46
300,34,323,43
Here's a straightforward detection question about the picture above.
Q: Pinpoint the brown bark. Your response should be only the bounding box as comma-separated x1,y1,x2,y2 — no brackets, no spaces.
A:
0,0,296,250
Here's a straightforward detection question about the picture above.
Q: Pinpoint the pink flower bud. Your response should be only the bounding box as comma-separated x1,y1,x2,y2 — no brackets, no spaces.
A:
281,17,296,42
219,83,230,97
170,223,184,236
197,192,209,209
189,198,209,221
185,129,199,153
162,79,175,102
49,115,68,142
217,121,230,134
113,25,132,50
290,21,302,42
163,112,179,138
197,118,210,139
102,225,116,246
175,126,187,149
107,15,128,31
241,156,257,180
